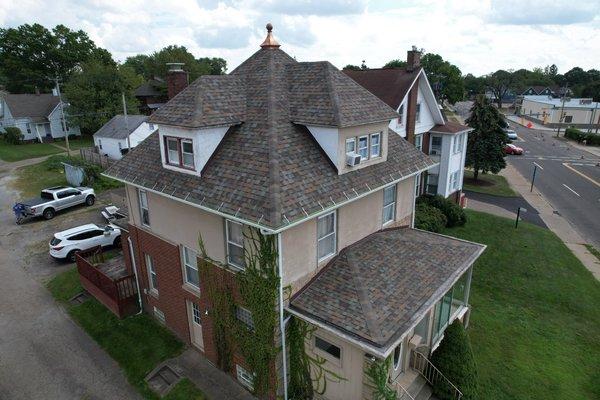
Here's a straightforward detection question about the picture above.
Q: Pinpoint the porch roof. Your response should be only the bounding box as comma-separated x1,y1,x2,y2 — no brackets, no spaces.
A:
288,227,485,357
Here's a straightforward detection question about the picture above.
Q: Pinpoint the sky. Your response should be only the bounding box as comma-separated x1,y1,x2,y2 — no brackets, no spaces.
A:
0,0,599,76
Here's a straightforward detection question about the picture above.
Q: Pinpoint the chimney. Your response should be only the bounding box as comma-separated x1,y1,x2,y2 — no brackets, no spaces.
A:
406,46,422,72
166,63,189,100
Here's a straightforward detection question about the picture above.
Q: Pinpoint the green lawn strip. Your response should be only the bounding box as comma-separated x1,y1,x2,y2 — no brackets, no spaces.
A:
443,210,600,399
10,155,122,198
584,244,600,261
463,169,518,197
54,135,95,150
47,268,206,400
0,141,64,162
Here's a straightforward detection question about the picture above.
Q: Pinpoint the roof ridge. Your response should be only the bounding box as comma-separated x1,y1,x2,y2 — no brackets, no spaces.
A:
266,49,282,227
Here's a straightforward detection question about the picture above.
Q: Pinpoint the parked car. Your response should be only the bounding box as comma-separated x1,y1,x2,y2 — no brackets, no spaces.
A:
49,223,121,261
14,186,96,221
503,128,518,141
505,143,523,155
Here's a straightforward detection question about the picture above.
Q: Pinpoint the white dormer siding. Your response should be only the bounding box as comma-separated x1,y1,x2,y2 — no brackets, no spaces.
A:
306,126,339,166
158,125,229,176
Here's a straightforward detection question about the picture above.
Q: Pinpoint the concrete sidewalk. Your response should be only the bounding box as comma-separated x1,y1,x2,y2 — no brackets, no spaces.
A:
500,164,600,280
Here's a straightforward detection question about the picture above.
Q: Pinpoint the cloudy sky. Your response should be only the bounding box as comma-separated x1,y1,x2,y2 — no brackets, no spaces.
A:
1,0,599,75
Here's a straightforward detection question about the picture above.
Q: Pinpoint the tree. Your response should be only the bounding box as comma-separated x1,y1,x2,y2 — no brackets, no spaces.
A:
430,320,478,400
122,54,150,76
0,23,113,93
582,81,600,102
420,53,464,104
198,57,227,75
463,73,486,97
465,95,507,180
544,64,558,77
343,64,362,71
382,59,407,69
485,70,515,109
64,60,143,134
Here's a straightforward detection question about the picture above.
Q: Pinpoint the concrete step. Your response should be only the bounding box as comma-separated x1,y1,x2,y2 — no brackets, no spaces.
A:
415,383,433,400
407,375,427,398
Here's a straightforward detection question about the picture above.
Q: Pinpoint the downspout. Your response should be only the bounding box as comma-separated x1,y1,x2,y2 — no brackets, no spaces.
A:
411,174,418,228
128,236,143,315
277,232,289,400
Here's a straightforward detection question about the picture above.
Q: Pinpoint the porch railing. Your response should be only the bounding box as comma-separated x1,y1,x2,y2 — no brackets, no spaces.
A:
409,349,462,400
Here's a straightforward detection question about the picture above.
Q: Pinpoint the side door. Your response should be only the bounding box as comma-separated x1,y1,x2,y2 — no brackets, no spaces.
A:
54,190,72,210
87,229,108,248
63,189,84,208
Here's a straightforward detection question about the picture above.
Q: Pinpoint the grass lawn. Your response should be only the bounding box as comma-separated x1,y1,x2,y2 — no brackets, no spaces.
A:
10,155,122,198
47,267,206,400
54,135,95,150
0,141,64,162
463,169,518,197
443,210,600,400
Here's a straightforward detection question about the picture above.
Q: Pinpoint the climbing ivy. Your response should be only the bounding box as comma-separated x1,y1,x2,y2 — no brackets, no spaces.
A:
365,356,397,400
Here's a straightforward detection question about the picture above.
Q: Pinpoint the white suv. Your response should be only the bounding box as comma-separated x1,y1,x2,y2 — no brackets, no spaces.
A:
49,223,121,261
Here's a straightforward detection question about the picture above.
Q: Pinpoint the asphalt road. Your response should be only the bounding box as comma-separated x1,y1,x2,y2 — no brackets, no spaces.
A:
505,121,600,249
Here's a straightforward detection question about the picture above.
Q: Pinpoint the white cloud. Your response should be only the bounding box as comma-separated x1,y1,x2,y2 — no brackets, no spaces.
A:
0,0,599,75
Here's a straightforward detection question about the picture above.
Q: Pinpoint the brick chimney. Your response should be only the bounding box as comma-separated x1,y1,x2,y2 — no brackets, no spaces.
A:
166,63,189,100
406,46,422,72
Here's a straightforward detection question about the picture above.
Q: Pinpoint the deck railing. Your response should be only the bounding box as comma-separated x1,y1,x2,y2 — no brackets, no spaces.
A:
409,349,462,400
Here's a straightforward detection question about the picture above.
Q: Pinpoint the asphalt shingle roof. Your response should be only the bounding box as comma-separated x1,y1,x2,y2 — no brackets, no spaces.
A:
3,94,60,120
93,115,149,139
105,46,435,230
343,68,421,110
289,228,485,354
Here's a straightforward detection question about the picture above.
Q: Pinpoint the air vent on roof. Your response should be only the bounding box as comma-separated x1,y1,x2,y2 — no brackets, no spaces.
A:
346,152,362,167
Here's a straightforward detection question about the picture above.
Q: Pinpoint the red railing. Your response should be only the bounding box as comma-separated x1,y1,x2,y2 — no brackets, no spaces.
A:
76,246,138,318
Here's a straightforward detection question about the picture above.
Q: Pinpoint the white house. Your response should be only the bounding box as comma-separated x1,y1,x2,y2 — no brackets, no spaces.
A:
520,95,600,128
93,115,157,160
0,93,81,141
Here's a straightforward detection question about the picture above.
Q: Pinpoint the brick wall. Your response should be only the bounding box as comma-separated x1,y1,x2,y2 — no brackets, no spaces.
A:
405,76,419,144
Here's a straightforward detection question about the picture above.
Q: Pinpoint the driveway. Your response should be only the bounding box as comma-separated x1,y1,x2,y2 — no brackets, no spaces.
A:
0,166,140,399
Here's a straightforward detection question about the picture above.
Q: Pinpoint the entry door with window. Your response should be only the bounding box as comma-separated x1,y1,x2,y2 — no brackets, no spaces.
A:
187,301,204,351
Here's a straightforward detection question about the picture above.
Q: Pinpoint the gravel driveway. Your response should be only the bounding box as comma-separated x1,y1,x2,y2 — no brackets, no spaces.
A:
0,168,140,400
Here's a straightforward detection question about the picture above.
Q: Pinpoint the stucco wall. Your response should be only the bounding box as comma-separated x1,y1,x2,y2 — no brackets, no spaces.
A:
337,121,389,174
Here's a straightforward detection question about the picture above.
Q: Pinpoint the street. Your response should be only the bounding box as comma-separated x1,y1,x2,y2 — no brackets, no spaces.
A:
506,121,600,249
0,164,140,400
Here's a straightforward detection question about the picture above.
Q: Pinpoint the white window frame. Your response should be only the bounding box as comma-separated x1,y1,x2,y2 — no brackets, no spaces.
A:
145,253,158,294
451,170,460,190
236,306,255,330
236,364,255,390
370,132,381,158
415,103,421,123
430,135,442,155
453,133,463,154
25,123,32,134
357,135,369,160
182,246,200,290
415,173,422,196
153,306,165,324
314,335,342,362
345,137,356,154
191,302,201,325
138,189,150,227
382,184,397,225
226,220,245,269
317,211,337,262
415,134,423,151
181,139,194,168
166,137,180,165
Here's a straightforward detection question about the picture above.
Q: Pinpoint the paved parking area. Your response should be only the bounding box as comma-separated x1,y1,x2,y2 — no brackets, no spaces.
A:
0,169,140,400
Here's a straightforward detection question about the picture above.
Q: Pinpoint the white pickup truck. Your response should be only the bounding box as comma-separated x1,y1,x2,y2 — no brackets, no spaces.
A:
16,186,96,221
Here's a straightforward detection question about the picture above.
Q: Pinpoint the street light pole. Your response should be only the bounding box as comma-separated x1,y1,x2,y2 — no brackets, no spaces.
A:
515,207,527,228
556,83,568,138
530,162,543,192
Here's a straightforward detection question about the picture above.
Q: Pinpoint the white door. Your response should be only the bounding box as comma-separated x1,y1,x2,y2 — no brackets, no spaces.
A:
188,301,204,351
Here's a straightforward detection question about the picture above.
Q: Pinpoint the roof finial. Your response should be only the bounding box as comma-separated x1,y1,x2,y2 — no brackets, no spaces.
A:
260,23,280,48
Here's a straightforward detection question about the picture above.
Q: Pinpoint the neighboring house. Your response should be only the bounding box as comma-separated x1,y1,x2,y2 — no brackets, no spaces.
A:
521,85,555,96
520,95,600,128
93,115,157,160
97,25,485,400
134,78,167,115
0,93,81,141
345,52,473,203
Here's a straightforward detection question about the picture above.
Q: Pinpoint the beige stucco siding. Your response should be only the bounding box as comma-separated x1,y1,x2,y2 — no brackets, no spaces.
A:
338,189,384,250
126,185,226,263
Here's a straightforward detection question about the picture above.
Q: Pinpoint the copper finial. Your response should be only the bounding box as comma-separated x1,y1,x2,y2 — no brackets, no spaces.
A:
260,23,280,48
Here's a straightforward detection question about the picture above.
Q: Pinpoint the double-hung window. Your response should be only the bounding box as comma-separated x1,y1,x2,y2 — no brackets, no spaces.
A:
317,211,336,261
382,184,397,225
430,136,442,155
415,134,423,151
415,103,421,122
357,135,369,160
370,133,381,157
166,137,179,163
181,140,194,168
183,246,199,289
145,253,158,294
138,189,150,226
165,136,195,169
345,137,356,154
453,134,463,154
226,220,245,269
450,171,460,190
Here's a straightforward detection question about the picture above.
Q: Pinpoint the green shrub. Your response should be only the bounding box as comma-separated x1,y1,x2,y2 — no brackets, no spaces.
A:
3,127,24,144
430,320,478,400
417,194,467,227
415,203,447,233
565,128,600,146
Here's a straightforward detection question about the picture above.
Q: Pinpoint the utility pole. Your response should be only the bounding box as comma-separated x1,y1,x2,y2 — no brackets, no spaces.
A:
54,76,71,156
122,93,131,152
556,83,568,138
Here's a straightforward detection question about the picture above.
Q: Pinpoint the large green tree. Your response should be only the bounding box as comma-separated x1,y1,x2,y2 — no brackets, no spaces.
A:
465,95,507,180
463,73,486,97
485,70,515,109
420,53,464,104
64,61,143,134
0,23,113,93
382,59,407,69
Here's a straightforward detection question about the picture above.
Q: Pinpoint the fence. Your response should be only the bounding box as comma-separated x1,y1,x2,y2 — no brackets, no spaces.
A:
80,147,112,168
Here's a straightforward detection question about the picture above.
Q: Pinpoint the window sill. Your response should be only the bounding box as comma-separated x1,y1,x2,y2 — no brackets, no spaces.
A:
182,283,201,297
382,219,395,227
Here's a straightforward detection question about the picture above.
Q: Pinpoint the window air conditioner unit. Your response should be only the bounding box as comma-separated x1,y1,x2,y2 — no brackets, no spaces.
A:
346,152,361,167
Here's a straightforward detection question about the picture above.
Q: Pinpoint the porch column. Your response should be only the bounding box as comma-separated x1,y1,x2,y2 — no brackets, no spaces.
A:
463,266,473,328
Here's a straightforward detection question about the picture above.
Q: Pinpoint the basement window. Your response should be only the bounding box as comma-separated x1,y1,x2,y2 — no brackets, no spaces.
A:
236,364,255,390
235,306,255,331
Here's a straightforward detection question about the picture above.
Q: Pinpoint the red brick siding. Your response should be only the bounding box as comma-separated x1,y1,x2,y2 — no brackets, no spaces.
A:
405,77,419,145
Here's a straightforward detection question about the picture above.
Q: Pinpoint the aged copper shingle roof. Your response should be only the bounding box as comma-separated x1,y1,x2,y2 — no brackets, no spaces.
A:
105,43,435,230
289,228,485,355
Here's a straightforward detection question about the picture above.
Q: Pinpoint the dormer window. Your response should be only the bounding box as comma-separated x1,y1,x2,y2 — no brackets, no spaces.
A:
370,133,381,158
164,136,195,170
345,137,356,154
357,135,368,159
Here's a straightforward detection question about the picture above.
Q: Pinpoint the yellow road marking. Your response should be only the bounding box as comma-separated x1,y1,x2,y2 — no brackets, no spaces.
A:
562,163,600,188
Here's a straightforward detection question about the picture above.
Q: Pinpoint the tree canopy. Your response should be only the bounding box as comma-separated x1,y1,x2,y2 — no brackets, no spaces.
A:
0,23,113,93
382,59,407,69
465,95,507,180
420,53,464,104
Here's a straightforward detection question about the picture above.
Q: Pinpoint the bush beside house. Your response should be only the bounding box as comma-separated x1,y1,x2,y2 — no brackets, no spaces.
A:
417,194,467,228
430,320,478,400
415,203,447,233
564,128,600,146
3,127,24,144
